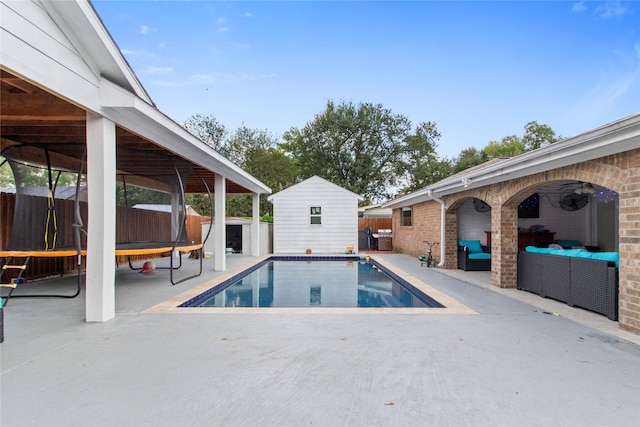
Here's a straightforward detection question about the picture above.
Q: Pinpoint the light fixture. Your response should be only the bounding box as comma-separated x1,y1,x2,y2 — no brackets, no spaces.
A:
575,182,596,195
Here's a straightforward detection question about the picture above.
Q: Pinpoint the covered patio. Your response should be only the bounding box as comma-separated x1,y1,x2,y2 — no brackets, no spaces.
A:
1,0,270,322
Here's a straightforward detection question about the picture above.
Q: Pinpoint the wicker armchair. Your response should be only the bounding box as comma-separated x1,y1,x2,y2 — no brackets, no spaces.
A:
458,240,491,271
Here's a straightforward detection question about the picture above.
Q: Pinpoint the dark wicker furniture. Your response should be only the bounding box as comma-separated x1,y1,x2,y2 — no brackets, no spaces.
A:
517,251,618,320
458,244,491,271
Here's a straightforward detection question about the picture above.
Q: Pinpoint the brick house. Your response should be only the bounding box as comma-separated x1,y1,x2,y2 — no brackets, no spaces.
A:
383,113,640,335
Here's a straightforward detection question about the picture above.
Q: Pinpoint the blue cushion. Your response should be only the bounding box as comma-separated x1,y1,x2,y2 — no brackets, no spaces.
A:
525,246,554,254
468,253,491,260
555,239,582,247
587,252,619,267
549,248,589,257
459,240,483,254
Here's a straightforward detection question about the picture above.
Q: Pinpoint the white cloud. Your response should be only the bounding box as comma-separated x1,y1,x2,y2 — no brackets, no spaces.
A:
121,48,135,55
243,12,254,18
595,1,627,19
217,27,230,33
571,41,640,118
191,72,248,85
571,2,586,13
217,17,226,24
191,74,215,85
149,79,189,88
144,67,174,75
139,25,151,35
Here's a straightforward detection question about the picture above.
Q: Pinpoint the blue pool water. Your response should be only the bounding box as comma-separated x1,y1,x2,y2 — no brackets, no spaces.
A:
180,257,444,308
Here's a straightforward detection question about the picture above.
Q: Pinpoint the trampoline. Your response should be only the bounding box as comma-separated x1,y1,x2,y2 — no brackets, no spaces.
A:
1,143,212,306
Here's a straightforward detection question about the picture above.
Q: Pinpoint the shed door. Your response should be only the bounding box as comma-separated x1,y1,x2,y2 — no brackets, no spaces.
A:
226,225,242,253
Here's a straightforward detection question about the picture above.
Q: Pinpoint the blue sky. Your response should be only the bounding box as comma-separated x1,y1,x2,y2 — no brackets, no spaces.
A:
93,1,639,159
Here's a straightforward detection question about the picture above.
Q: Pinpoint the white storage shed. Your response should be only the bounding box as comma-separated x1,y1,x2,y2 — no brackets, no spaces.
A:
268,176,364,254
201,219,273,256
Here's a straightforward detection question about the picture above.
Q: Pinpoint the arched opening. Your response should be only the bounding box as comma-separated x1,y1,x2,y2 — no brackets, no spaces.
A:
509,180,619,252
455,196,492,271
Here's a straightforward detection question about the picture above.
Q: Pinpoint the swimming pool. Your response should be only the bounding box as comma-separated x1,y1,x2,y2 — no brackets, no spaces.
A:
180,257,444,308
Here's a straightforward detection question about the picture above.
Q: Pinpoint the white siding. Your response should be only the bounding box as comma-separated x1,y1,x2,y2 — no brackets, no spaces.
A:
457,199,492,244
1,1,100,109
458,192,600,247
202,221,272,256
271,178,362,254
518,193,589,243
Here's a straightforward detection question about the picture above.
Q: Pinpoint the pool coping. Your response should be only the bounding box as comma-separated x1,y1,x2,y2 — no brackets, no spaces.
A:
143,254,478,315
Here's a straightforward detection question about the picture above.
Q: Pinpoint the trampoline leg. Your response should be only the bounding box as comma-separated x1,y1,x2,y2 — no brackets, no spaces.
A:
170,249,203,286
0,255,81,305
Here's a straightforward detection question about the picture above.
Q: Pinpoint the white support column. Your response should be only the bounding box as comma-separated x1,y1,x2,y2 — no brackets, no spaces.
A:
214,174,226,271
85,112,116,322
251,193,260,256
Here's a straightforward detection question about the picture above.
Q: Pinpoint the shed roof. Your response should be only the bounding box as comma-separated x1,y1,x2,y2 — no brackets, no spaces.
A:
267,176,365,202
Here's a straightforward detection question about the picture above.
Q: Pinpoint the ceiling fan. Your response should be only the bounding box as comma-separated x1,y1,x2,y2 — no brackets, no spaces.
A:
473,198,491,213
559,191,589,211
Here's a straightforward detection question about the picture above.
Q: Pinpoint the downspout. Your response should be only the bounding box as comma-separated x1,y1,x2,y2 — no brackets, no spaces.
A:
427,189,446,267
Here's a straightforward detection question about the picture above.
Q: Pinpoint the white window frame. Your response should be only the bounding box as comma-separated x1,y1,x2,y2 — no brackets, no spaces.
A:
401,206,413,227
310,206,322,225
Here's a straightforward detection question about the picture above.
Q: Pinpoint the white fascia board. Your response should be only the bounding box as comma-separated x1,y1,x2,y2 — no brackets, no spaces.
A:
380,187,433,209
432,114,640,195
0,22,101,111
42,0,152,104
99,81,271,195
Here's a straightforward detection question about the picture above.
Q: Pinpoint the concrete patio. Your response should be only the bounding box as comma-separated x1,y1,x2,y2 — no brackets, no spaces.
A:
1,253,639,426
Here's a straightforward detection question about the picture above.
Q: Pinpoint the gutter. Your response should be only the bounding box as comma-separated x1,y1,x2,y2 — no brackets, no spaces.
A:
427,189,446,268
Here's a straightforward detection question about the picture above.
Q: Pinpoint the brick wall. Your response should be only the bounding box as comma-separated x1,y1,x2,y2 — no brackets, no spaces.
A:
394,148,640,335
391,201,441,260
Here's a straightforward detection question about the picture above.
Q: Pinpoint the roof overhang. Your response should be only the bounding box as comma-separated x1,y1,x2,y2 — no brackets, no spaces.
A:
100,80,271,195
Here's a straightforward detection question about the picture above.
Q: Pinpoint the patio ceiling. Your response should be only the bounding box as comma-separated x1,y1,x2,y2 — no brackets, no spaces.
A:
1,69,252,195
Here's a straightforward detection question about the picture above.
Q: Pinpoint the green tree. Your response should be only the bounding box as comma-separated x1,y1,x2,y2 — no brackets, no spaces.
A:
1,157,81,190
400,122,452,192
451,121,560,174
522,120,559,151
281,100,415,202
183,114,228,152
452,147,488,174
482,135,526,159
182,116,297,217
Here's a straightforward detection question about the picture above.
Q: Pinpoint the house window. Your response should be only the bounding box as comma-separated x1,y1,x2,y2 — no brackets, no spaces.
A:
401,207,413,226
310,206,322,225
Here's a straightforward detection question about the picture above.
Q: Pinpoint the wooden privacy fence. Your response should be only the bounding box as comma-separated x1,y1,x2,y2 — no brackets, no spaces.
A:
358,217,392,232
0,192,210,280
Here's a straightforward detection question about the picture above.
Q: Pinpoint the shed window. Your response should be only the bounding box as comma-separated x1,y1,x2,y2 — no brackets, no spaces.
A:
310,206,322,225
401,207,413,226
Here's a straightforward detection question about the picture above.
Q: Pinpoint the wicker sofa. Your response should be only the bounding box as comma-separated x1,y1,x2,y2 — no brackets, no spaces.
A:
517,247,619,320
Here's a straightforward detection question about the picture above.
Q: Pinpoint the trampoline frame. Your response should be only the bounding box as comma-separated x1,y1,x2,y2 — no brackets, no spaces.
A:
1,144,214,306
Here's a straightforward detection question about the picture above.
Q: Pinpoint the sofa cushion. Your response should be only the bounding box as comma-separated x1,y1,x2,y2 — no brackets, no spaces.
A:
555,239,582,248
587,252,619,267
459,240,483,254
468,253,491,260
549,248,589,257
525,246,554,254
